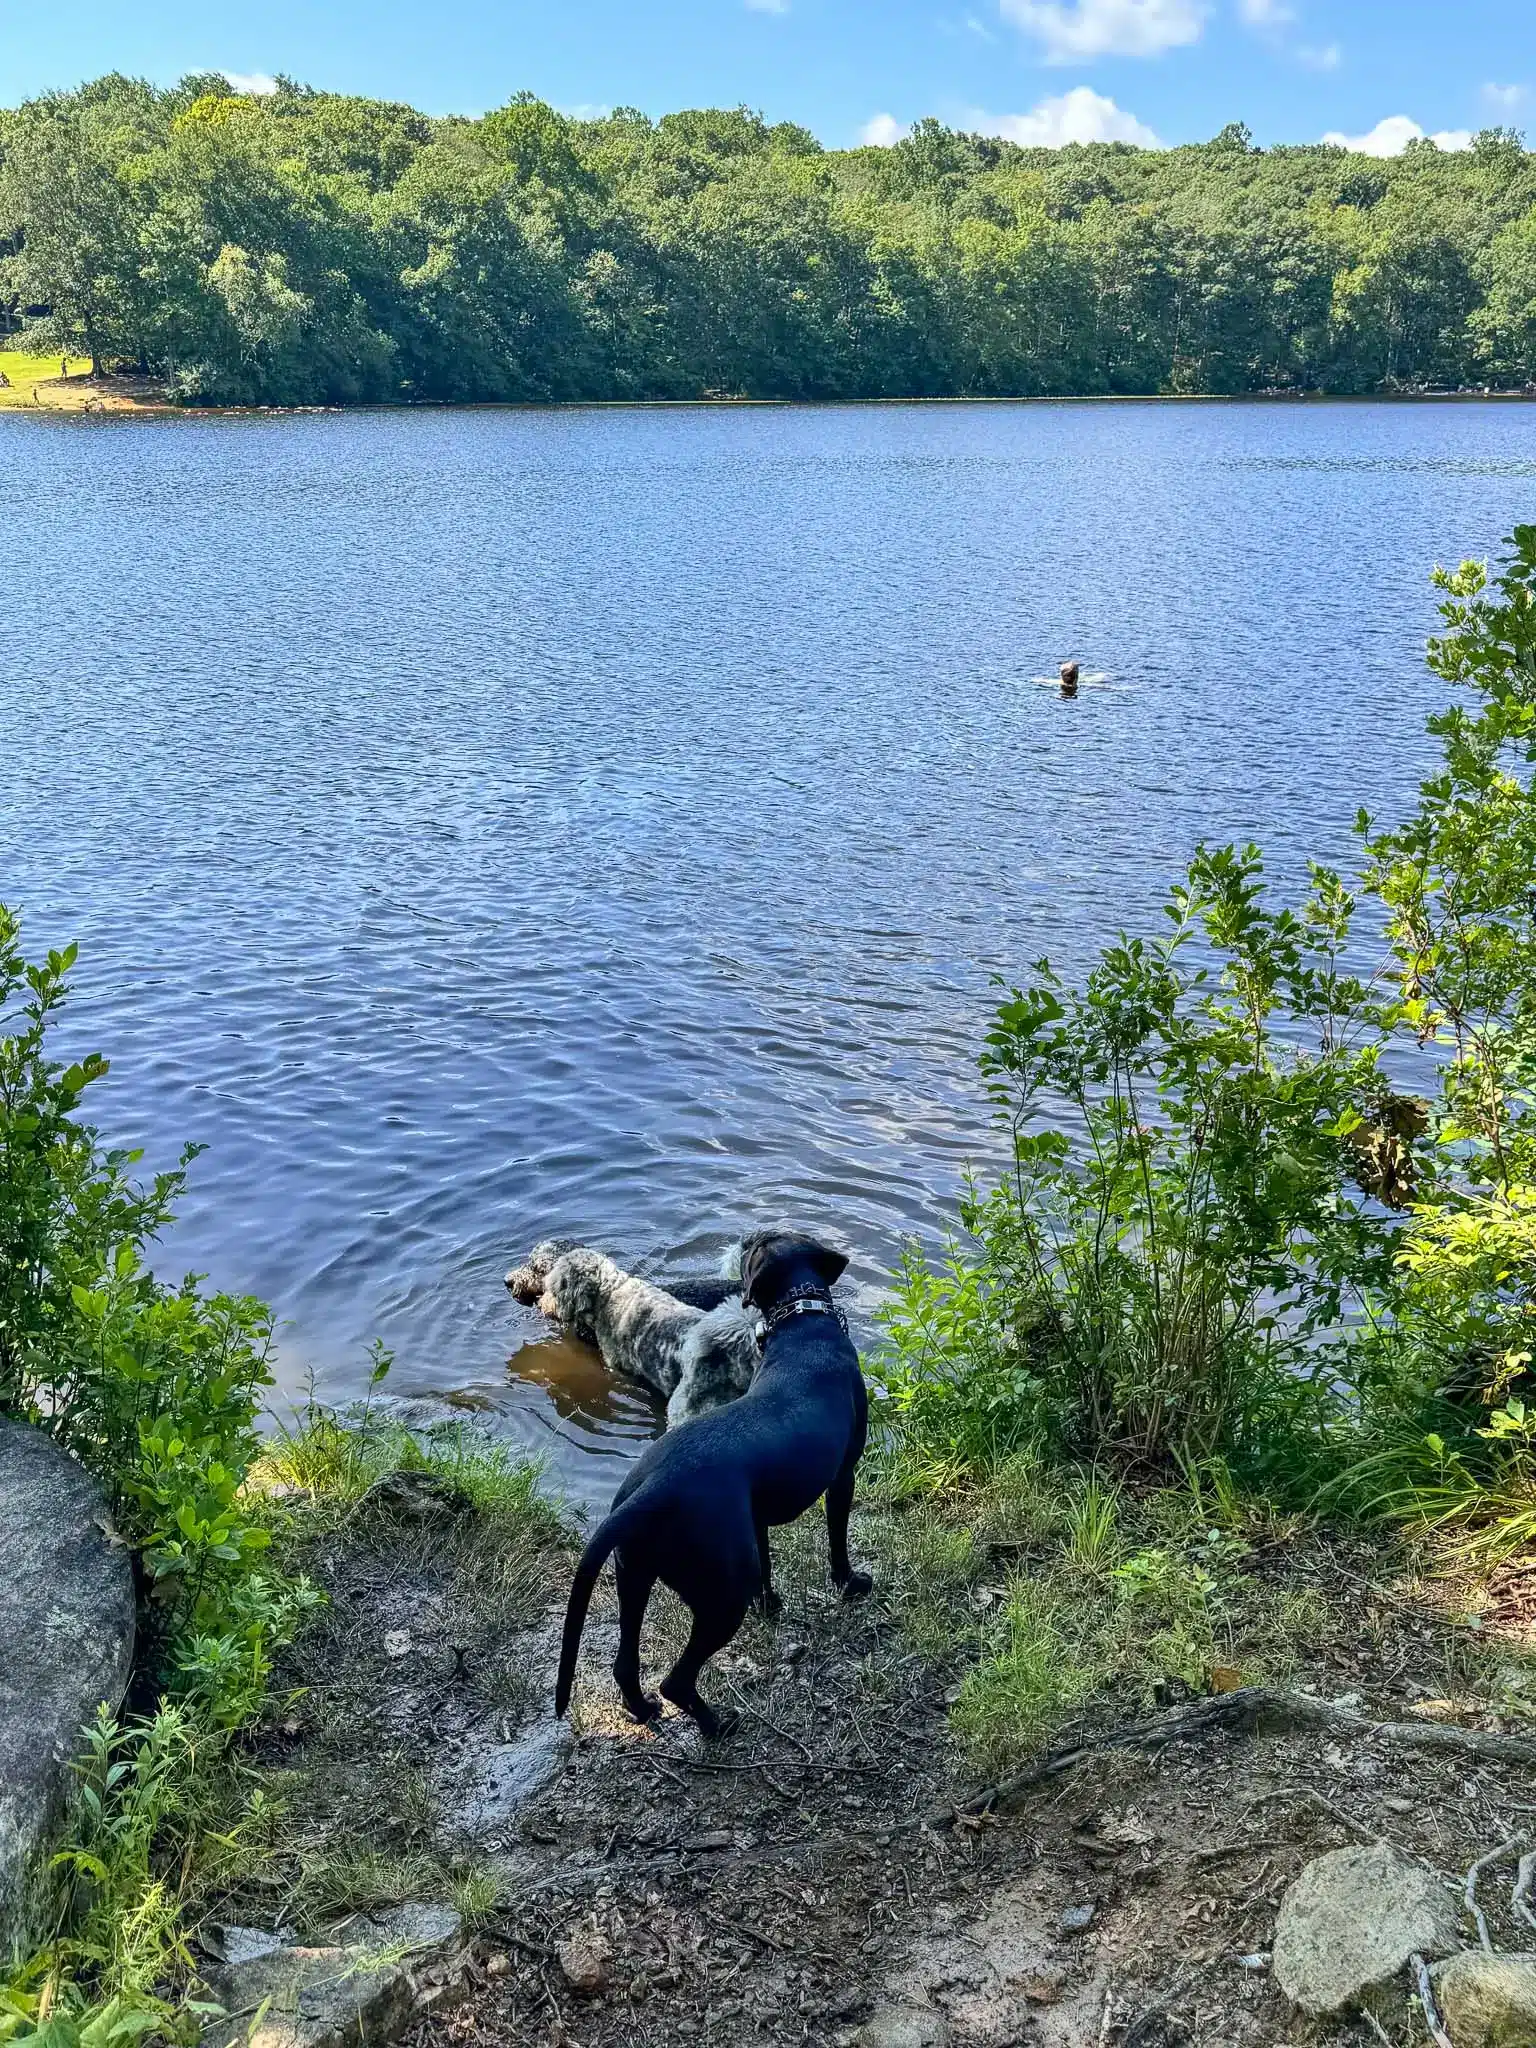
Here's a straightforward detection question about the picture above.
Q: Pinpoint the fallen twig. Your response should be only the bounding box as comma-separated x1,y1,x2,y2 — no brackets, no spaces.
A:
1412,1951,1454,2048
1514,1847,1536,1936
1121,1962,1204,2048
1242,1786,1381,1844
1463,1833,1526,1952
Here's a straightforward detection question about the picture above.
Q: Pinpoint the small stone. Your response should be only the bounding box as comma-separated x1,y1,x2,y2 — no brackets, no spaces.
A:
854,2004,949,2047
1383,1795,1415,1815
486,1952,512,1979
1437,1951,1536,2047
383,1629,411,1660
556,1928,610,1993
1022,1970,1066,2003
1272,1842,1460,2016
1236,1953,1270,1973
1059,1902,1096,1935
682,1829,734,1852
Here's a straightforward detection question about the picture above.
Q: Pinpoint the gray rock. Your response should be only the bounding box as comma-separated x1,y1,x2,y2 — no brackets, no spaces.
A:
1272,1841,1461,2016
855,2004,950,2047
1437,1950,1536,2047
0,1418,136,1963
200,1904,463,2048
441,1719,569,1840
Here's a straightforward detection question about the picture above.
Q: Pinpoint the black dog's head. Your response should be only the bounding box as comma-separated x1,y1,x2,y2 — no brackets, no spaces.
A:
738,1229,849,1312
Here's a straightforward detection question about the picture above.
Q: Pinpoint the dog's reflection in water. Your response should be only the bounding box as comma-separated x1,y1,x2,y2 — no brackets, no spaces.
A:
509,1332,662,1439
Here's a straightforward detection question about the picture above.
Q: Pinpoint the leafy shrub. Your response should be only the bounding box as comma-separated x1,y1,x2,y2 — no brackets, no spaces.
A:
877,846,1397,1475
0,909,288,1710
1325,527,1536,1546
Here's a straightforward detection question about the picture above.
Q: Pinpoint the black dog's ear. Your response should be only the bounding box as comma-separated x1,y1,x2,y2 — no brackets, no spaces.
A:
809,1242,849,1290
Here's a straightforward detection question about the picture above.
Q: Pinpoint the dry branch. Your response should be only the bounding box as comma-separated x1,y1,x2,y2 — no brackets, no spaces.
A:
938,1688,1536,1827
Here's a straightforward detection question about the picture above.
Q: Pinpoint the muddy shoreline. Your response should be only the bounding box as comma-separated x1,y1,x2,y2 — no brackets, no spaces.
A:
205,1423,1536,2048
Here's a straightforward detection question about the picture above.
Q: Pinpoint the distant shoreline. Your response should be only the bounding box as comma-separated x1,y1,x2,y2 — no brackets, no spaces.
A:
4,375,1535,423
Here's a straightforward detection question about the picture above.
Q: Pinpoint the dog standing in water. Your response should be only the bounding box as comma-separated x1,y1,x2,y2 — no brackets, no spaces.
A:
554,1228,871,1737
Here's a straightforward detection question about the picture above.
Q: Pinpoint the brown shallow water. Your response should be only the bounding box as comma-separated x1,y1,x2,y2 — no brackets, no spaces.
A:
2,397,1534,1509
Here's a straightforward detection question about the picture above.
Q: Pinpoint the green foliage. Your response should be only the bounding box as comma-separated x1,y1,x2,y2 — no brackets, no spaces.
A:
1326,528,1536,1549
879,527,1536,1556
877,847,1394,1473
3,75,1535,399
870,1455,1320,1774
0,907,294,1717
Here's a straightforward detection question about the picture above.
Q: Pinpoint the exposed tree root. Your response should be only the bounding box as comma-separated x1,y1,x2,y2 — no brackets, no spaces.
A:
938,1687,1536,1827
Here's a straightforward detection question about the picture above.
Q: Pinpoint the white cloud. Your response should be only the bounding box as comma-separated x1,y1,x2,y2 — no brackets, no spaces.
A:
1297,42,1342,70
1482,82,1529,113
1236,0,1292,21
965,12,998,37
221,70,279,95
1322,115,1473,156
999,0,1206,63
860,113,907,147
745,0,790,13
969,87,1163,147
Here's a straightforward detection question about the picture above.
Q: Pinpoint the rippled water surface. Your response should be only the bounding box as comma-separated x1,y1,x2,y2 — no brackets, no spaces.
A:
2,399,1533,1503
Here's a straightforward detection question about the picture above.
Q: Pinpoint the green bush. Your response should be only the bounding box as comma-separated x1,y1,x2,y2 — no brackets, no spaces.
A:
878,526,1536,1551
0,908,289,1712
876,846,1397,1476
1324,526,1536,1546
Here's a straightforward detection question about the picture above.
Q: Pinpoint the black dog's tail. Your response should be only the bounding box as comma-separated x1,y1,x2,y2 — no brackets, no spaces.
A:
554,1492,651,1718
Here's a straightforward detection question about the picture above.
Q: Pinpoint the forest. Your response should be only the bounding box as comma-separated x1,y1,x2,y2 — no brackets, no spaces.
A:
2,73,1535,405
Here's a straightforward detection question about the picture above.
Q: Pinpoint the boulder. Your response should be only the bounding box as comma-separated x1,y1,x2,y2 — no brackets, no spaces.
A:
0,1417,136,1963
1437,1950,1536,2047
1272,1841,1461,2016
199,1904,463,2048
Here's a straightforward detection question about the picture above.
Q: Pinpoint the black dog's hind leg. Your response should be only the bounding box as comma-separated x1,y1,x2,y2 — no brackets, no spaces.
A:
613,1555,662,1723
754,1512,782,1620
660,1596,750,1739
826,1456,873,1601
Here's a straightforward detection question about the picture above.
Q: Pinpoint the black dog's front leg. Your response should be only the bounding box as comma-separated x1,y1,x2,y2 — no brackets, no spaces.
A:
826,1458,872,1601
754,1513,782,1619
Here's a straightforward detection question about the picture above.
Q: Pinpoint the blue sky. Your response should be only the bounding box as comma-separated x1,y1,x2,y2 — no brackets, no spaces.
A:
3,0,1532,155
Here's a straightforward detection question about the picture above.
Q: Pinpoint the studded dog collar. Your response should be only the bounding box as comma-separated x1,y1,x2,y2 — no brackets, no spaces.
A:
755,1283,850,1350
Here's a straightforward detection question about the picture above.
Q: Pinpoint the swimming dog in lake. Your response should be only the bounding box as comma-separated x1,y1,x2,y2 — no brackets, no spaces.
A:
507,1240,757,1426
505,1238,740,1314
554,1227,872,1738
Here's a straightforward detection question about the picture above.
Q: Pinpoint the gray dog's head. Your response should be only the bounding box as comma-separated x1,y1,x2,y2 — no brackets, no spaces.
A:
738,1228,849,1313
538,1247,611,1337
505,1237,578,1305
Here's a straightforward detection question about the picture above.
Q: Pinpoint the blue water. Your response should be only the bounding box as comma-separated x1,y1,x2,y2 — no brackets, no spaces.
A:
2,397,1532,1501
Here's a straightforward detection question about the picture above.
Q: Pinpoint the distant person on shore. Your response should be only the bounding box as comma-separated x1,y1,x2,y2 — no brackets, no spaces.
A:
1059,660,1080,697
60,356,68,379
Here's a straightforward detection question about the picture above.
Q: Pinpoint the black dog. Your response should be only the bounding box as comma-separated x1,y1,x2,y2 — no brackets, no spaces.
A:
554,1228,872,1737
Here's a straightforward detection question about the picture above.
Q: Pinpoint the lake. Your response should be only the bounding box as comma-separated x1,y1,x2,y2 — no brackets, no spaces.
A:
2,397,1533,1506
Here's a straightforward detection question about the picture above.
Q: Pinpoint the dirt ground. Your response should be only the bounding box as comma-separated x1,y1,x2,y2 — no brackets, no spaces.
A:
222,1467,1536,2048
0,362,171,411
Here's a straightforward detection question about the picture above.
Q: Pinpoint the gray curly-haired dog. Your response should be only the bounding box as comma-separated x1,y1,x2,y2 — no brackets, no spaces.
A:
506,1239,739,1316
506,1241,758,1427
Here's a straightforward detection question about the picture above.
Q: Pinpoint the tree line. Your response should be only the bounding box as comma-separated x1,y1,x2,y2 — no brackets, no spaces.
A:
2,73,1534,405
